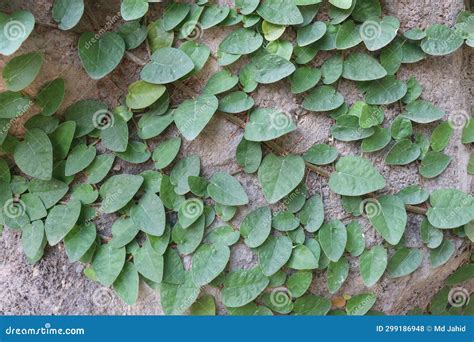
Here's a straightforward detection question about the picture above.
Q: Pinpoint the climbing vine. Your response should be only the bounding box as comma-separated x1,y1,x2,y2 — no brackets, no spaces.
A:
0,0,473,315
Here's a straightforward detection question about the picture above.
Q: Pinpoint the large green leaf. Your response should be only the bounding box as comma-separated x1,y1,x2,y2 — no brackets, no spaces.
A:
131,192,166,236
44,199,81,245
421,24,464,56
14,129,53,181
401,100,445,123
174,94,218,141
99,174,143,213
387,247,423,278
191,243,230,286
244,108,296,141
368,195,407,245
113,261,139,305
427,189,474,229
3,52,43,91
219,28,263,55
91,244,126,286
0,11,35,56
221,267,269,307
257,235,293,276
342,53,387,81
329,156,386,196
251,54,295,84
52,0,84,30
303,85,344,112
319,220,347,262
78,32,125,80
140,47,194,84
258,154,305,204
359,246,387,287
207,172,249,206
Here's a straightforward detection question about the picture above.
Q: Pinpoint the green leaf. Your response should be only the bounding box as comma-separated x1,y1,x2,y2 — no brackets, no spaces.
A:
331,115,375,142
287,271,312,298
109,218,139,249
0,91,30,118
431,122,453,152
385,139,420,165
256,0,303,25
117,21,147,50
25,116,59,134
65,143,96,176
153,137,181,170
258,154,305,204
203,70,238,95
429,239,455,268
221,267,269,307
163,2,190,31
329,0,352,9
257,235,293,276
163,248,184,285
290,66,321,94
204,225,240,246
272,211,299,231
178,198,203,228
262,21,285,41
116,141,150,164
235,0,260,15
191,295,216,316
321,55,343,84
174,94,218,141
100,114,129,153
49,121,76,160
287,244,319,270
299,195,324,232
172,216,205,255
346,221,365,256
0,11,35,56
121,0,148,21
3,52,43,91
244,108,296,142
78,32,125,80
396,185,429,205
303,85,344,112
359,246,387,287
359,105,384,128
44,199,81,245
360,16,399,51
207,172,249,206
21,220,45,261
368,195,407,245
14,129,53,181
28,179,68,209
21,193,46,221
140,47,194,84
131,192,166,236
85,154,115,184
170,155,200,195
462,118,474,144
251,54,295,84
218,91,254,113
419,151,451,179
297,21,327,46
387,247,423,278
319,219,347,262
329,156,386,196
346,293,376,315
200,4,230,29
147,19,173,53
134,240,164,282
427,189,474,229
240,207,272,248
446,264,474,285
401,100,445,123
342,53,387,81
137,110,173,140
99,174,143,213
335,20,362,49
160,272,200,315
421,24,464,56
113,261,139,305
293,295,331,315
64,222,96,262
362,127,390,153
364,76,407,105
402,76,423,104
180,41,210,73
64,99,107,137
125,80,166,109
220,28,263,55
92,243,126,286
390,116,412,140
52,0,84,30
191,243,230,286
327,257,349,293
236,138,262,173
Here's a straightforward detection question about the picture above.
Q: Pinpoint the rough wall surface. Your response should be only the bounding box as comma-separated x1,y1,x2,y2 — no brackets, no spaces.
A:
0,0,472,315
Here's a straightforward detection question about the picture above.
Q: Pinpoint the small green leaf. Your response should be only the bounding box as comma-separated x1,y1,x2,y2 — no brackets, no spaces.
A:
109,218,139,249
191,243,230,286
170,155,200,195
140,47,194,84
287,244,319,270
3,52,43,91
293,295,331,315
387,247,423,278
346,293,376,315
290,66,321,94
113,261,139,305
429,239,455,268
203,70,238,95
52,0,84,30
28,178,68,209
297,21,327,46
364,76,407,105
360,16,400,51
163,2,190,31
99,174,143,213
178,198,203,228
21,220,45,261
160,272,200,315
221,267,269,307
385,139,420,165
327,257,349,293
419,151,451,179
251,54,295,84
421,24,464,56
342,53,387,81
368,195,407,245
85,154,115,184
218,91,254,113
244,108,296,142
64,222,96,262
191,295,216,316
319,220,347,262
174,94,218,141
299,195,324,232
172,216,205,255
153,137,181,170
14,129,53,181
346,221,365,256
359,246,387,287
303,85,344,112
131,192,166,236
134,240,164,282
220,28,263,55
401,100,445,123
236,138,262,173
431,122,453,152
257,235,293,276
427,189,474,229
44,199,81,245
126,80,166,109
208,172,248,206
287,271,312,298
361,126,391,153
256,0,303,25
64,99,107,137
0,11,35,56
121,0,148,21
396,185,429,205
240,207,272,248
65,143,96,176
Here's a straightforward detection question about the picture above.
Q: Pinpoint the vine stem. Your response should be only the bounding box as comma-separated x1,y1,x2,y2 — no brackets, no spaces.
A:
219,112,428,216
